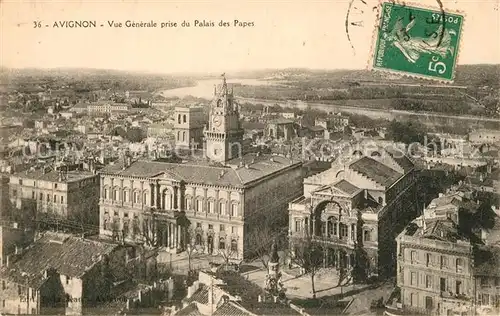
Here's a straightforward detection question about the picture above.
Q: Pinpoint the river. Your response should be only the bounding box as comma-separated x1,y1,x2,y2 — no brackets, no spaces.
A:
160,79,500,131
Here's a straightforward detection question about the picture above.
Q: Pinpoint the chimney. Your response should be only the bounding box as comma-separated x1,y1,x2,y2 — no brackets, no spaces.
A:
126,156,132,167
364,189,368,199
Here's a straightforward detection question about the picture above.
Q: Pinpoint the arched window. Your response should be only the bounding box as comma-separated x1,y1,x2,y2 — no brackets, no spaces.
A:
219,200,226,215
185,196,192,210
178,114,181,124
217,99,222,107
230,203,238,217
364,230,371,242
177,131,181,141
219,237,226,250
207,200,214,213
371,151,381,157
143,191,148,205
183,115,187,123
182,131,186,142
353,150,363,156
123,189,129,203
113,189,119,201
104,189,109,199
133,191,139,203
196,199,203,212
456,258,463,273
195,234,202,246
231,239,238,252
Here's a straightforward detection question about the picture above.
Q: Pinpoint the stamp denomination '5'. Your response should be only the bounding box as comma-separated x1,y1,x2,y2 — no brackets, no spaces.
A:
371,2,464,82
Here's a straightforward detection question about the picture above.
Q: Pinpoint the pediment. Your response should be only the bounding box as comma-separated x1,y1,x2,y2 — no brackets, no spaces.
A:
312,184,351,199
151,169,183,182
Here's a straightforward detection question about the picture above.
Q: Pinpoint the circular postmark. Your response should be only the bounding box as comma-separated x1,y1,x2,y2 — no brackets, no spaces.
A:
345,0,447,55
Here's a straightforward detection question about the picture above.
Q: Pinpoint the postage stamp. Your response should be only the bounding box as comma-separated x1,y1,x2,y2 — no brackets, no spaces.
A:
370,2,464,82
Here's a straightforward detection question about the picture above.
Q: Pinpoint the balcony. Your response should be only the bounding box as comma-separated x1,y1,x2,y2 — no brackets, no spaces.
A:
440,292,471,302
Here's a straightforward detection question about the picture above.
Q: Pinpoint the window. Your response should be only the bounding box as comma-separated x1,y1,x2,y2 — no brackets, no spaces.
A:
32,191,35,199
196,199,203,212
351,224,355,240
231,239,238,252
104,189,109,199
456,280,462,294
411,272,417,286
495,277,500,287
18,285,22,295
54,183,57,189
410,293,416,306
481,277,489,287
411,251,417,264
2,300,4,308
47,195,50,202
219,237,225,250
185,197,191,210
124,212,129,218
19,179,23,185
364,230,371,242
61,196,64,204
54,195,57,203
183,115,187,123
207,200,214,213
426,253,432,267
66,276,71,285
426,275,432,288
196,223,202,228
219,202,226,215
113,189,119,201
195,234,202,245
208,224,213,230
143,192,148,205
39,193,43,200
132,191,138,203
123,190,129,202
456,258,463,273
114,211,119,217
339,223,348,239
231,226,236,234
231,204,238,217
220,224,225,232
440,255,448,269
295,220,301,232
2,281,5,290
440,278,446,292
481,293,490,306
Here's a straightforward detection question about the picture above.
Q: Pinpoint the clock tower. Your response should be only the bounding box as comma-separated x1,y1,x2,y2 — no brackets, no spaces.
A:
204,74,244,162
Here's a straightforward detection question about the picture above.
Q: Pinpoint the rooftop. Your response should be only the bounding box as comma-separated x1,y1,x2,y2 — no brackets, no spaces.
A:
100,153,301,188
349,156,403,188
13,168,97,183
0,232,118,288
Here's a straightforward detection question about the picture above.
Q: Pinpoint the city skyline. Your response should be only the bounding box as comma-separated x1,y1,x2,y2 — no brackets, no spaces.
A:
1,0,499,74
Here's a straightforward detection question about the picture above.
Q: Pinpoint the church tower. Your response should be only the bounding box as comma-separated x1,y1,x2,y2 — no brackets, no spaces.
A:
204,74,244,162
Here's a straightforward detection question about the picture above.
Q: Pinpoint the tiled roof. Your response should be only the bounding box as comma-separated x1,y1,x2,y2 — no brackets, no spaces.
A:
385,147,414,173
0,232,118,288
333,180,360,196
239,301,302,315
184,284,209,305
213,301,253,316
13,169,96,183
100,153,301,188
176,302,204,316
267,118,294,125
349,156,402,188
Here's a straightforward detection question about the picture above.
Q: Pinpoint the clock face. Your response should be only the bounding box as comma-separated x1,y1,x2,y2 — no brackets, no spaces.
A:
213,117,221,127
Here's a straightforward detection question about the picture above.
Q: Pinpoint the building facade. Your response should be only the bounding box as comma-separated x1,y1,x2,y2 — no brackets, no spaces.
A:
289,141,419,278
98,76,303,260
8,166,100,230
173,106,204,148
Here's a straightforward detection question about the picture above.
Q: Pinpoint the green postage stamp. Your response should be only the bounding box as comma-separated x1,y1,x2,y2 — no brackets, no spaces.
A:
371,2,464,82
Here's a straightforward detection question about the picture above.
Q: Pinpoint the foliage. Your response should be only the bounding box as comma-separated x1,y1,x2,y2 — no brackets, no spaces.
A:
244,224,276,268
386,119,428,145
125,127,146,143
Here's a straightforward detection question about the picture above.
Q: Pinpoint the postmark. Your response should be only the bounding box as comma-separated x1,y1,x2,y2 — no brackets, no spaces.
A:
369,2,464,82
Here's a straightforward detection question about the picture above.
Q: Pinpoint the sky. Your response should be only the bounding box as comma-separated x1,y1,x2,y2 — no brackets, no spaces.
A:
1,0,499,74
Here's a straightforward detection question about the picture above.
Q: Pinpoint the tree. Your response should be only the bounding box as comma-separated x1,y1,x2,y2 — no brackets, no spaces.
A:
245,224,275,269
142,208,159,247
352,209,369,283
185,226,197,272
290,236,324,299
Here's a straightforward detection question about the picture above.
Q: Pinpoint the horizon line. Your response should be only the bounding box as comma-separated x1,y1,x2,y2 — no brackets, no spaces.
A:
2,63,499,77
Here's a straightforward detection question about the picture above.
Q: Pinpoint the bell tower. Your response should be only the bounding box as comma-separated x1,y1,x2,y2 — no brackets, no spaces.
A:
204,74,244,162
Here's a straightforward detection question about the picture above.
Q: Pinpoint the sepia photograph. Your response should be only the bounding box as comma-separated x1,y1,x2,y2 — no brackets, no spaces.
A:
0,0,499,315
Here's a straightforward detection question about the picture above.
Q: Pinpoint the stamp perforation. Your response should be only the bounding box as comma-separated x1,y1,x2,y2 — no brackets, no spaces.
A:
366,0,466,83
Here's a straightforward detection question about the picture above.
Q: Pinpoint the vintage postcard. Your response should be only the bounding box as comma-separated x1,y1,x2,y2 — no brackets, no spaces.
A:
0,1,499,316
